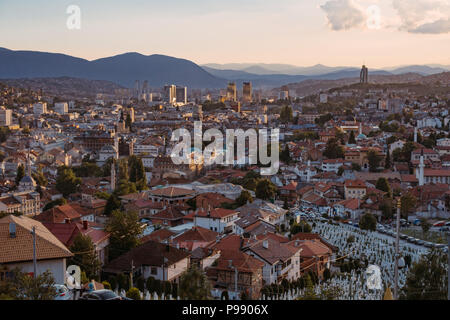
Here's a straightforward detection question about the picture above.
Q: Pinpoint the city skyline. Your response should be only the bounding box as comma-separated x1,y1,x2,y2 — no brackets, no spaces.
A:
1,0,449,68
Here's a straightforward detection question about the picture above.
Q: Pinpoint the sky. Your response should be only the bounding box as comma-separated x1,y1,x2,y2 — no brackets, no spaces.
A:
0,0,449,68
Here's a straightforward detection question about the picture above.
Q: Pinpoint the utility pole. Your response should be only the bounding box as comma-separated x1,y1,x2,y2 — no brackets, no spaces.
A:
31,226,37,279
130,260,134,289
447,232,450,301
394,198,401,300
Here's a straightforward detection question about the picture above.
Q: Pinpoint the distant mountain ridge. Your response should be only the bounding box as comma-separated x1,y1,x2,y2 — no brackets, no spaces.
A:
0,48,225,89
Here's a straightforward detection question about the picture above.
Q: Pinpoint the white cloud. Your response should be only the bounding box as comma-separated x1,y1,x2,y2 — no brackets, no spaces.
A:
320,0,366,30
410,18,450,34
392,0,450,34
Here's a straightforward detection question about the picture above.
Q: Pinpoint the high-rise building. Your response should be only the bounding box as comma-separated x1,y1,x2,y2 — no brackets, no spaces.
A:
0,107,12,126
33,102,47,117
176,86,188,105
360,65,368,84
163,85,177,104
54,102,68,115
242,82,252,103
226,82,237,102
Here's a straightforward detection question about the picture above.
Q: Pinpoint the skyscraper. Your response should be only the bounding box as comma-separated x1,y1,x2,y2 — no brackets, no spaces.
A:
242,82,252,103
226,82,237,102
176,86,188,105
360,65,368,84
163,85,177,104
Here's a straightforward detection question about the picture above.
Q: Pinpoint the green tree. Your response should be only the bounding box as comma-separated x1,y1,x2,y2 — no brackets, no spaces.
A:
385,150,391,169
55,167,81,197
255,179,277,200
106,210,143,261
280,144,291,164
420,219,431,236
367,150,381,172
11,270,57,300
348,130,356,144
128,155,146,184
359,213,377,231
235,190,253,207
178,266,212,300
104,194,121,216
401,249,448,300
323,138,344,159
15,164,25,186
126,287,141,300
69,234,101,280
43,198,67,211
290,220,312,234
280,106,293,123
400,193,417,219
375,177,392,197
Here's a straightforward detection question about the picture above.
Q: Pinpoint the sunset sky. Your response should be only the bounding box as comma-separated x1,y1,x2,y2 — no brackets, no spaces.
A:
1,0,449,68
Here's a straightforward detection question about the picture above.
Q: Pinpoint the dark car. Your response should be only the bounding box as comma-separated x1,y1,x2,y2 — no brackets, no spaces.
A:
79,289,129,300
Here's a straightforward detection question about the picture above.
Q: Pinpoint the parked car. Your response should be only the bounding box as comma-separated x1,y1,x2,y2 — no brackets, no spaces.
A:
433,221,446,227
53,285,73,300
79,289,128,300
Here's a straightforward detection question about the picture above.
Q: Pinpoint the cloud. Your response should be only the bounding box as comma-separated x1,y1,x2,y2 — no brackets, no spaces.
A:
409,18,450,34
392,0,450,34
320,0,366,30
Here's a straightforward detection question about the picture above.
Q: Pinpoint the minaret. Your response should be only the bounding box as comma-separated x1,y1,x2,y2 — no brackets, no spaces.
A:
359,123,363,136
307,160,312,183
418,149,425,186
414,127,417,143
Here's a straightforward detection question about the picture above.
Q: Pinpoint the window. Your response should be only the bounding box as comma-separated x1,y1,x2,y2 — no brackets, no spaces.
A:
151,267,157,275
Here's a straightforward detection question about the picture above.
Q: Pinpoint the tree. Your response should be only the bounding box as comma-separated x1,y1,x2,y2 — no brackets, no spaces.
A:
9,270,57,300
43,198,67,211
69,234,101,281
126,287,141,300
106,210,143,261
367,150,381,172
128,155,146,184
375,178,392,198
279,106,293,123
15,164,25,186
420,219,431,236
255,179,277,200
280,144,291,164
297,274,318,300
290,220,312,234
178,266,212,300
385,150,391,169
359,213,377,231
323,138,344,159
235,190,253,207
348,130,356,144
400,193,417,219
55,167,81,197
104,194,121,216
401,249,448,300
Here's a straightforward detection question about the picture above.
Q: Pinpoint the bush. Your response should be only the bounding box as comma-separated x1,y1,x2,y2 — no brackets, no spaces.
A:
102,281,111,290
136,276,145,292
126,287,141,300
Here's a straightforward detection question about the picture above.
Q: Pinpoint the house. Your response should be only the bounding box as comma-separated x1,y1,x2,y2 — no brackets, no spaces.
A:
298,239,333,279
344,180,367,200
147,206,185,227
172,226,219,251
207,249,264,300
322,159,346,173
0,215,73,284
242,237,302,285
234,216,277,238
103,241,190,283
333,198,362,220
140,228,176,244
148,187,196,205
35,203,95,224
43,220,110,265
279,181,298,205
193,207,239,233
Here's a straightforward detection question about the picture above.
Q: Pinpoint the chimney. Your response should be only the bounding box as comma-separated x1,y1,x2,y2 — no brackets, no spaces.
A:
295,240,300,247
64,218,70,224
82,220,88,230
262,240,269,249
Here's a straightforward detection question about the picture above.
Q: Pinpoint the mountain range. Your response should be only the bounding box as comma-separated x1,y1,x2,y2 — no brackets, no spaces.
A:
0,47,449,89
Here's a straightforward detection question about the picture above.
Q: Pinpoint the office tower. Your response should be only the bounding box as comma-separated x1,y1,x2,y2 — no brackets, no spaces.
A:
54,102,68,115
227,82,237,102
0,106,12,126
242,82,252,103
143,80,149,94
176,86,188,105
163,85,177,104
33,102,48,117
360,65,368,84
134,80,141,98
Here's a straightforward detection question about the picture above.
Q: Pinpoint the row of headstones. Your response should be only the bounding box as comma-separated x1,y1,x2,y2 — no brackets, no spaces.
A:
115,289,181,300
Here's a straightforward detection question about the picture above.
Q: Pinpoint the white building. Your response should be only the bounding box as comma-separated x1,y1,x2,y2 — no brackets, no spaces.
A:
54,102,68,115
0,106,12,126
193,207,239,233
33,102,48,117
